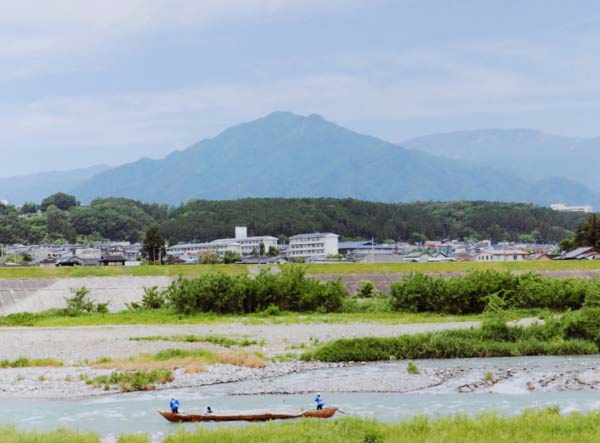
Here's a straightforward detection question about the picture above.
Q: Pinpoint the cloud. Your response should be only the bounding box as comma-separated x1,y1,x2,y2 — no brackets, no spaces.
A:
0,0,366,58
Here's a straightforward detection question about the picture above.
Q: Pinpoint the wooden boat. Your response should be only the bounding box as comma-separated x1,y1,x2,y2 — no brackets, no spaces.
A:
159,407,339,422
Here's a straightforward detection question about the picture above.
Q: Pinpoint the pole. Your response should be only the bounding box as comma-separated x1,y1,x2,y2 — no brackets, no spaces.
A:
371,237,375,263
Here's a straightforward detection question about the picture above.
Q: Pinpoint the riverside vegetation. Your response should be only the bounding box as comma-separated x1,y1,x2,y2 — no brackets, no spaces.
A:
2,269,600,327
303,305,600,362
3,408,600,443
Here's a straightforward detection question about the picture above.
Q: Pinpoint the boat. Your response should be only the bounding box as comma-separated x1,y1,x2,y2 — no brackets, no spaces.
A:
158,407,339,422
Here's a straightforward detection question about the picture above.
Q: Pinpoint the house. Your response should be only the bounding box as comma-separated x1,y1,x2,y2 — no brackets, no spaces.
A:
475,249,529,262
99,255,126,266
528,253,554,261
56,256,100,267
287,233,339,258
555,246,600,260
38,257,57,267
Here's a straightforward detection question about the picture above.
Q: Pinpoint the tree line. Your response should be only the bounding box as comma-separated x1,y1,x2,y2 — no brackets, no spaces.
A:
0,193,590,245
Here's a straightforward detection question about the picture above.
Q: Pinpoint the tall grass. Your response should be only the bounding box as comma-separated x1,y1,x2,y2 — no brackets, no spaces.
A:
0,427,99,443
4,409,600,442
129,334,258,347
92,348,266,373
303,310,600,362
83,369,174,392
0,357,63,368
163,410,600,443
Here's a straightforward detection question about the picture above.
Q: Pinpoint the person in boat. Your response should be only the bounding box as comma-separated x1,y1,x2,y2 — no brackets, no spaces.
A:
206,406,213,414
315,393,325,410
170,398,180,414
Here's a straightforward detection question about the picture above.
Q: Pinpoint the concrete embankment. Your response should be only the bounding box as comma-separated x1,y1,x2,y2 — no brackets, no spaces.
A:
0,276,175,315
2,269,600,315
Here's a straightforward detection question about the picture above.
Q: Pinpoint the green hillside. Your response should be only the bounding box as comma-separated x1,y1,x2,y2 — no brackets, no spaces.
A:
72,112,593,205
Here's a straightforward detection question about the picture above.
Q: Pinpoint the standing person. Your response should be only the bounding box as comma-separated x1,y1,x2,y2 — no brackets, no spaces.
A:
170,398,180,414
314,393,325,410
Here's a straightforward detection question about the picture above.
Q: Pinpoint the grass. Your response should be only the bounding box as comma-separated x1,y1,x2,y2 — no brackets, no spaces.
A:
301,260,600,274
160,410,600,443
82,369,174,392
4,409,600,442
0,427,100,443
0,357,63,368
302,316,599,362
0,308,497,327
129,334,259,347
0,264,249,279
91,348,266,372
406,361,420,374
2,260,600,280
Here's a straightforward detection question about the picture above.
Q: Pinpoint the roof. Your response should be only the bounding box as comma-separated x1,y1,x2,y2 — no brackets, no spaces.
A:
560,246,599,260
101,255,126,261
289,233,339,239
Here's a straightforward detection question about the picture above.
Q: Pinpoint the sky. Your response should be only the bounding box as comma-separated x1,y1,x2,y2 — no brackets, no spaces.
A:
2,0,600,176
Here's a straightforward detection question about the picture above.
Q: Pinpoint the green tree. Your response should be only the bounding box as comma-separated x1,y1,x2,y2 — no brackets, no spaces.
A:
574,214,600,249
259,241,266,256
20,202,39,214
46,205,77,243
142,226,166,263
41,193,79,212
223,251,242,264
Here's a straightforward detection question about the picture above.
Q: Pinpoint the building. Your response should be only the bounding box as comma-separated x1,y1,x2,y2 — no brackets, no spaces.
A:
555,246,600,260
551,203,593,213
167,227,278,258
475,249,529,262
287,233,339,258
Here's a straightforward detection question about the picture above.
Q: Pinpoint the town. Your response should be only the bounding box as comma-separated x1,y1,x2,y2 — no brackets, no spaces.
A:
2,224,598,268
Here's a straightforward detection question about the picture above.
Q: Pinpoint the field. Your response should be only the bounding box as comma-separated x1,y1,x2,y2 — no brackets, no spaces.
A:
1,260,600,280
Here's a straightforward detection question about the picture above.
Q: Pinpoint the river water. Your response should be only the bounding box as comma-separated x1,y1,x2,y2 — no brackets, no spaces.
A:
1,355,600,441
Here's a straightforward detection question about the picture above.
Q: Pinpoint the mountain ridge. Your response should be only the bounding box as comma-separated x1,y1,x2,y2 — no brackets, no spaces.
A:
71,112,600,207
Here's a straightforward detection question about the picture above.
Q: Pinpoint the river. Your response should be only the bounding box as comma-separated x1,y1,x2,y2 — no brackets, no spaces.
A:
1,355,600,441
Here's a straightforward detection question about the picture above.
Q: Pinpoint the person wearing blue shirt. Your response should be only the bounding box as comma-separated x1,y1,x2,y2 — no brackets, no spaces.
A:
314,393,325,410
170,398,180,414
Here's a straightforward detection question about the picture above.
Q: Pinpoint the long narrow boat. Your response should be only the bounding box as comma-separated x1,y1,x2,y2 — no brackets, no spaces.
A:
159,407,338,423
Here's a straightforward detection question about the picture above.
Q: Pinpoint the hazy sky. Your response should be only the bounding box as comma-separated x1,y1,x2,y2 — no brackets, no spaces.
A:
2,0,600,176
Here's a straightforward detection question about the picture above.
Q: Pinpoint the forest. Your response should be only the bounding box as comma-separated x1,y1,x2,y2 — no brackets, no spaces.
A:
0,193,590,245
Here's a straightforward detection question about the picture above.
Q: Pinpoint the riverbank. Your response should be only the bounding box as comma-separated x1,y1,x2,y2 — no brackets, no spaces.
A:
1,319,600,399
4,403,600,443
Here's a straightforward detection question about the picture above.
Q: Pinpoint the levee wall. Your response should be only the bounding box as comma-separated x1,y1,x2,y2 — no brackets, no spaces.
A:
2,269,600,314
0,277,176,315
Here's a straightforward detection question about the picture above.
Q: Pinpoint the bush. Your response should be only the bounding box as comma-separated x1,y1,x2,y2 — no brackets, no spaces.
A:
64,287,108,315
357,281,376,298
303,313,600,362
141,286,166,310
165,266,347,315
390,271,596,314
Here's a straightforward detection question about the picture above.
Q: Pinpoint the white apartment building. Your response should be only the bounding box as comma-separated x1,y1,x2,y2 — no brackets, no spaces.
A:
167,227,277,258
551,203,593,213
475,249,529,262
287,233,339,258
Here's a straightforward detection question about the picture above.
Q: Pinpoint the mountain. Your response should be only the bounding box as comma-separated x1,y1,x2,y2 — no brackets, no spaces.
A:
72,112,600,206
0,165,110,205
402,129,600,193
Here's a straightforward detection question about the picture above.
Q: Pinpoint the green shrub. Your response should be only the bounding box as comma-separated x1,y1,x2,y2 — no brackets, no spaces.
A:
407,361,420,374
357,281,376,298
165,266,347,314
304,314,599,362
141,286,166,310
390,271,596,314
